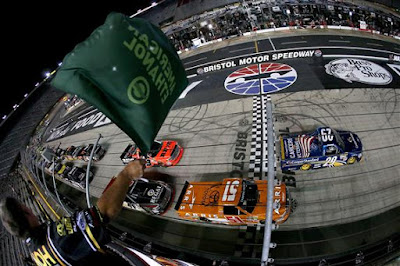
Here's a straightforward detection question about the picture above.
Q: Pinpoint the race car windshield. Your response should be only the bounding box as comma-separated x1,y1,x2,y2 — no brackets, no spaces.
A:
333,129,345,150
238,180,258,213
148,141,162,156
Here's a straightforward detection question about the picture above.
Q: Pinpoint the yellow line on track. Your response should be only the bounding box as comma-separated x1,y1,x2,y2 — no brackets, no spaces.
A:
254,41,259,53
23,166,60,220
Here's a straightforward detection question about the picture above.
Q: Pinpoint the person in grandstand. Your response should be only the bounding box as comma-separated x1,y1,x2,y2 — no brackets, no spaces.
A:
0,159,145,265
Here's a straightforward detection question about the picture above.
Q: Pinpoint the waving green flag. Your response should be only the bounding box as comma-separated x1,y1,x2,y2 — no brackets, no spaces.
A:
51,12,188,153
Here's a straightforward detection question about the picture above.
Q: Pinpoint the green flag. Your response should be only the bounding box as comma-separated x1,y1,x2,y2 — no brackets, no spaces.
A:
51,12,188,153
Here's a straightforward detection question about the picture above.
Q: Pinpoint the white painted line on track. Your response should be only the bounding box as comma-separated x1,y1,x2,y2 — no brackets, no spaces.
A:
77,108,98,119
367,42,383,47
281,41,307,45
179,80,203,99
183,57,207,65
229,46,255,53
268,37,276,51
388,64,400,77
185,45,400,71
323,54,389,61
187,74,198,79
329,40,350,43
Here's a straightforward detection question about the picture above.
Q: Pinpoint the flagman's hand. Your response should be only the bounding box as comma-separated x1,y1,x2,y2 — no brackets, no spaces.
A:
97,159,146,221
118,159,146,182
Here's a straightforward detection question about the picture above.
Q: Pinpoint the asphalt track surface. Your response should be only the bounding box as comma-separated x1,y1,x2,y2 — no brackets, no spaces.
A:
37,30,400,264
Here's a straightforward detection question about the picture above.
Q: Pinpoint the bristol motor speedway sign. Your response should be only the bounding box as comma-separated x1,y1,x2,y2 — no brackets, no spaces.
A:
196,50,315,75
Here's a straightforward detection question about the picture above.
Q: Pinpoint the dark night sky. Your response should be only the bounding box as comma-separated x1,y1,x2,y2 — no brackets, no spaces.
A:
1,1,153,117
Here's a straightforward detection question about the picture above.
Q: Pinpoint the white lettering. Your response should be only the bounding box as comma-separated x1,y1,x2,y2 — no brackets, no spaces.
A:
93,114,112,127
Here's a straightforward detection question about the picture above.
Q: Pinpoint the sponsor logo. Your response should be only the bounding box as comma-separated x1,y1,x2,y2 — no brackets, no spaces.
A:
127,76,150,104
150,186,162,203
31,246,57,266
389,54,400,62
224,63,297,95
47,111,112,141
325,58,392,85
314,49,323,57
147,189,155,196
76,212,87,231
286,138,296,159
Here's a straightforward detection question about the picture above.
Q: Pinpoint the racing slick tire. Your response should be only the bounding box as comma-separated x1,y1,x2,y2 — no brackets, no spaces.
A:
300,164,311,171
199,217,211,222
347,156,357,164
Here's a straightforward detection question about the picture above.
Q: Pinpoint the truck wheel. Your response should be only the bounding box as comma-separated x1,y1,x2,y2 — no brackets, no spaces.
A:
300,164,311,171
347,156,356,164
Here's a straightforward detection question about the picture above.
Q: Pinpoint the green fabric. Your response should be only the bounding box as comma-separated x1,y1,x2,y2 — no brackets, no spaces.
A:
51,12,188,153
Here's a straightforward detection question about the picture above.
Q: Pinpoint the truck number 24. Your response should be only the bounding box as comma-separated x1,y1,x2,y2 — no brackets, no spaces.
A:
222,180,240,201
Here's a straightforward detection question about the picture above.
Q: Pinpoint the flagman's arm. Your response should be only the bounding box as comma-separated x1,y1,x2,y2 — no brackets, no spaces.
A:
97,159,145,221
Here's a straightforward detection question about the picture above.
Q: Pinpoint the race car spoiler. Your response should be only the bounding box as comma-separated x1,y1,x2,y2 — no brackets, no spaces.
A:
174,181,189,210
120,144,134,160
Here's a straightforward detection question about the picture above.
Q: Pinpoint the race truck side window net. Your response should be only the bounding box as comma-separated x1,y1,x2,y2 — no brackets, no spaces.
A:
238,180,258,214
148,141,162,157
335,130,346,151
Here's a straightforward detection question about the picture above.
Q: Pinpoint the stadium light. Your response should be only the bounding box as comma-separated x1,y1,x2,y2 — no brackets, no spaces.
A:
24,93,28,98
45,72,51,78
151,2,157,6
13,104,19,110
2,115,6,120
35,82,40,87
58,62,63,66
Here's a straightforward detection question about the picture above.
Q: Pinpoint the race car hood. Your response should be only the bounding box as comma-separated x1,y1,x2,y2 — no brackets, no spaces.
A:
281,135,319,160
126,180,168,205
175,178,243,215
338,131,363,152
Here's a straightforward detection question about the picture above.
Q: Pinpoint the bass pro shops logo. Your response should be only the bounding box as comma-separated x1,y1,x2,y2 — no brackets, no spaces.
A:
325,58,392,85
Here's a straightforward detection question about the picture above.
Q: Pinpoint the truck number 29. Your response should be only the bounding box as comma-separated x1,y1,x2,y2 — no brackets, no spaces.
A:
323,156,337,167
222,180,240,201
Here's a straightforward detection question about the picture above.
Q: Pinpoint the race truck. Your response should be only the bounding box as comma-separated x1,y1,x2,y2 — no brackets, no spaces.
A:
64,146,77,161
175,178,291,225
60,144,106,162
78,144,106,162
280,126,363,171
66,166,94,189
103,177,173,215
120,140,183,168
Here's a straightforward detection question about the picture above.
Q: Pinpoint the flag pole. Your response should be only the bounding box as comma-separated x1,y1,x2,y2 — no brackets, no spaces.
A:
86,133,102,208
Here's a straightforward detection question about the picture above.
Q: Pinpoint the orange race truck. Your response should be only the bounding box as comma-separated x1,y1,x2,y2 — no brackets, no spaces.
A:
175,178,292,225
